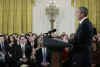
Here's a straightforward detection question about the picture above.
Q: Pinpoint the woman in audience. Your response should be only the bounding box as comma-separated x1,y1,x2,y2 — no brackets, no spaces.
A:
61,34,70,67
28,32,33,37
92,33,100,67
5,35,18,67
92,35,97,67
28,34,37,48
25,33,30,39
95,34,100,67
37,35,43,48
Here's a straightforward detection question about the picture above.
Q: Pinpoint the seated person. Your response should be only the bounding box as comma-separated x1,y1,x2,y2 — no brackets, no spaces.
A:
18,36,32,67
0,35,6,67
30,48,37,67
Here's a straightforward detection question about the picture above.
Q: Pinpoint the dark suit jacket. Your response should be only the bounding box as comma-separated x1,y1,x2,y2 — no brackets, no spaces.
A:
5,44,20,64
5,44,32,67
70,18,94,66
73,18,94,53
0,41,8,52
0,41,8,61
0,42,8,63
28,39,37,49
36,48,51,65
18,44,32,59
5,43,32,63
0,43,3,51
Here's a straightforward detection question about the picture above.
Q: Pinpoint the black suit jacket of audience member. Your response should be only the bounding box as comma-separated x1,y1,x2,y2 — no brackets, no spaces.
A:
5,43,32,67
5,43,33,67
34,39,38,48
0,41,8,51
0,43,3,51
0,41,8,66
5,44,20,64
70,18,94,66
36,48,51,66
28,39,37,48
17,44,32,60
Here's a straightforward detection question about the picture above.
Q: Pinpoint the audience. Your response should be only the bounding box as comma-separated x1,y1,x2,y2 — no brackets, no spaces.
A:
6,35,20,67
0,32,100,67
92,33,100,67
18,36,32,67
61,34,70,67
0,35,6,67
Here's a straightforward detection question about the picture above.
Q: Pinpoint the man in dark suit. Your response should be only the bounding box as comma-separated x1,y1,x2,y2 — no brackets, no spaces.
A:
36,44,51,67
5,41,19,67
69,6,94,67
0,35,7,67
17,36,32,67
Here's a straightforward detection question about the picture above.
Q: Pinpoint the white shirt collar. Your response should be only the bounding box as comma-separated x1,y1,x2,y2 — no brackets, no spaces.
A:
21,43,25,48
80,17,87,24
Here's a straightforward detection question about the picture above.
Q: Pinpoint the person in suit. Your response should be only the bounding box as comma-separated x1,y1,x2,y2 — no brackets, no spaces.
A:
36,43,51,67
18,35,32,67
0,35,6,67
28,36,37,49
69,6,94,67
5,35,19,67
37,35,44,48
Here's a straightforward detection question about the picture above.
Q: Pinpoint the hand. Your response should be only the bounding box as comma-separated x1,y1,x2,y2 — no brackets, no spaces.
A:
9,42,14,46
65,48,69,52
92,35,97,42
93,37,96,41
23,58,28,63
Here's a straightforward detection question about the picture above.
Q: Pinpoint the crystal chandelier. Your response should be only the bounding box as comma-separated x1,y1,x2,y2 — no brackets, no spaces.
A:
45,0,59,30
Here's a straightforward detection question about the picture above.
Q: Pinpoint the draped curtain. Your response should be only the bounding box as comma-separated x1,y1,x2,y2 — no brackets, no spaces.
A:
0,0,34,34
72,0,100,32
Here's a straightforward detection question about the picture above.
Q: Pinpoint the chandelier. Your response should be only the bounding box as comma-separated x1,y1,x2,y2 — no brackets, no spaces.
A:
45,0,59,30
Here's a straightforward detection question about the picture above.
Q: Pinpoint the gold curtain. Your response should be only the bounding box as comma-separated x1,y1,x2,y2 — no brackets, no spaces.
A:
72,0,100,32
0,0,34,34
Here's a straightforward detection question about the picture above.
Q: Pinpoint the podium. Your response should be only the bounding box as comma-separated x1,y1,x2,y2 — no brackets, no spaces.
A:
43,38,71,67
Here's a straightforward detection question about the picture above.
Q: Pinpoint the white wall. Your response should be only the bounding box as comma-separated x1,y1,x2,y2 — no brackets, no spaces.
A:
32,0,75,35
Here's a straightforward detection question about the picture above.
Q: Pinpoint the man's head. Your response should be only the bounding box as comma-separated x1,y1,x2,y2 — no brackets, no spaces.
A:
75,6,88,20
20,36,27,44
